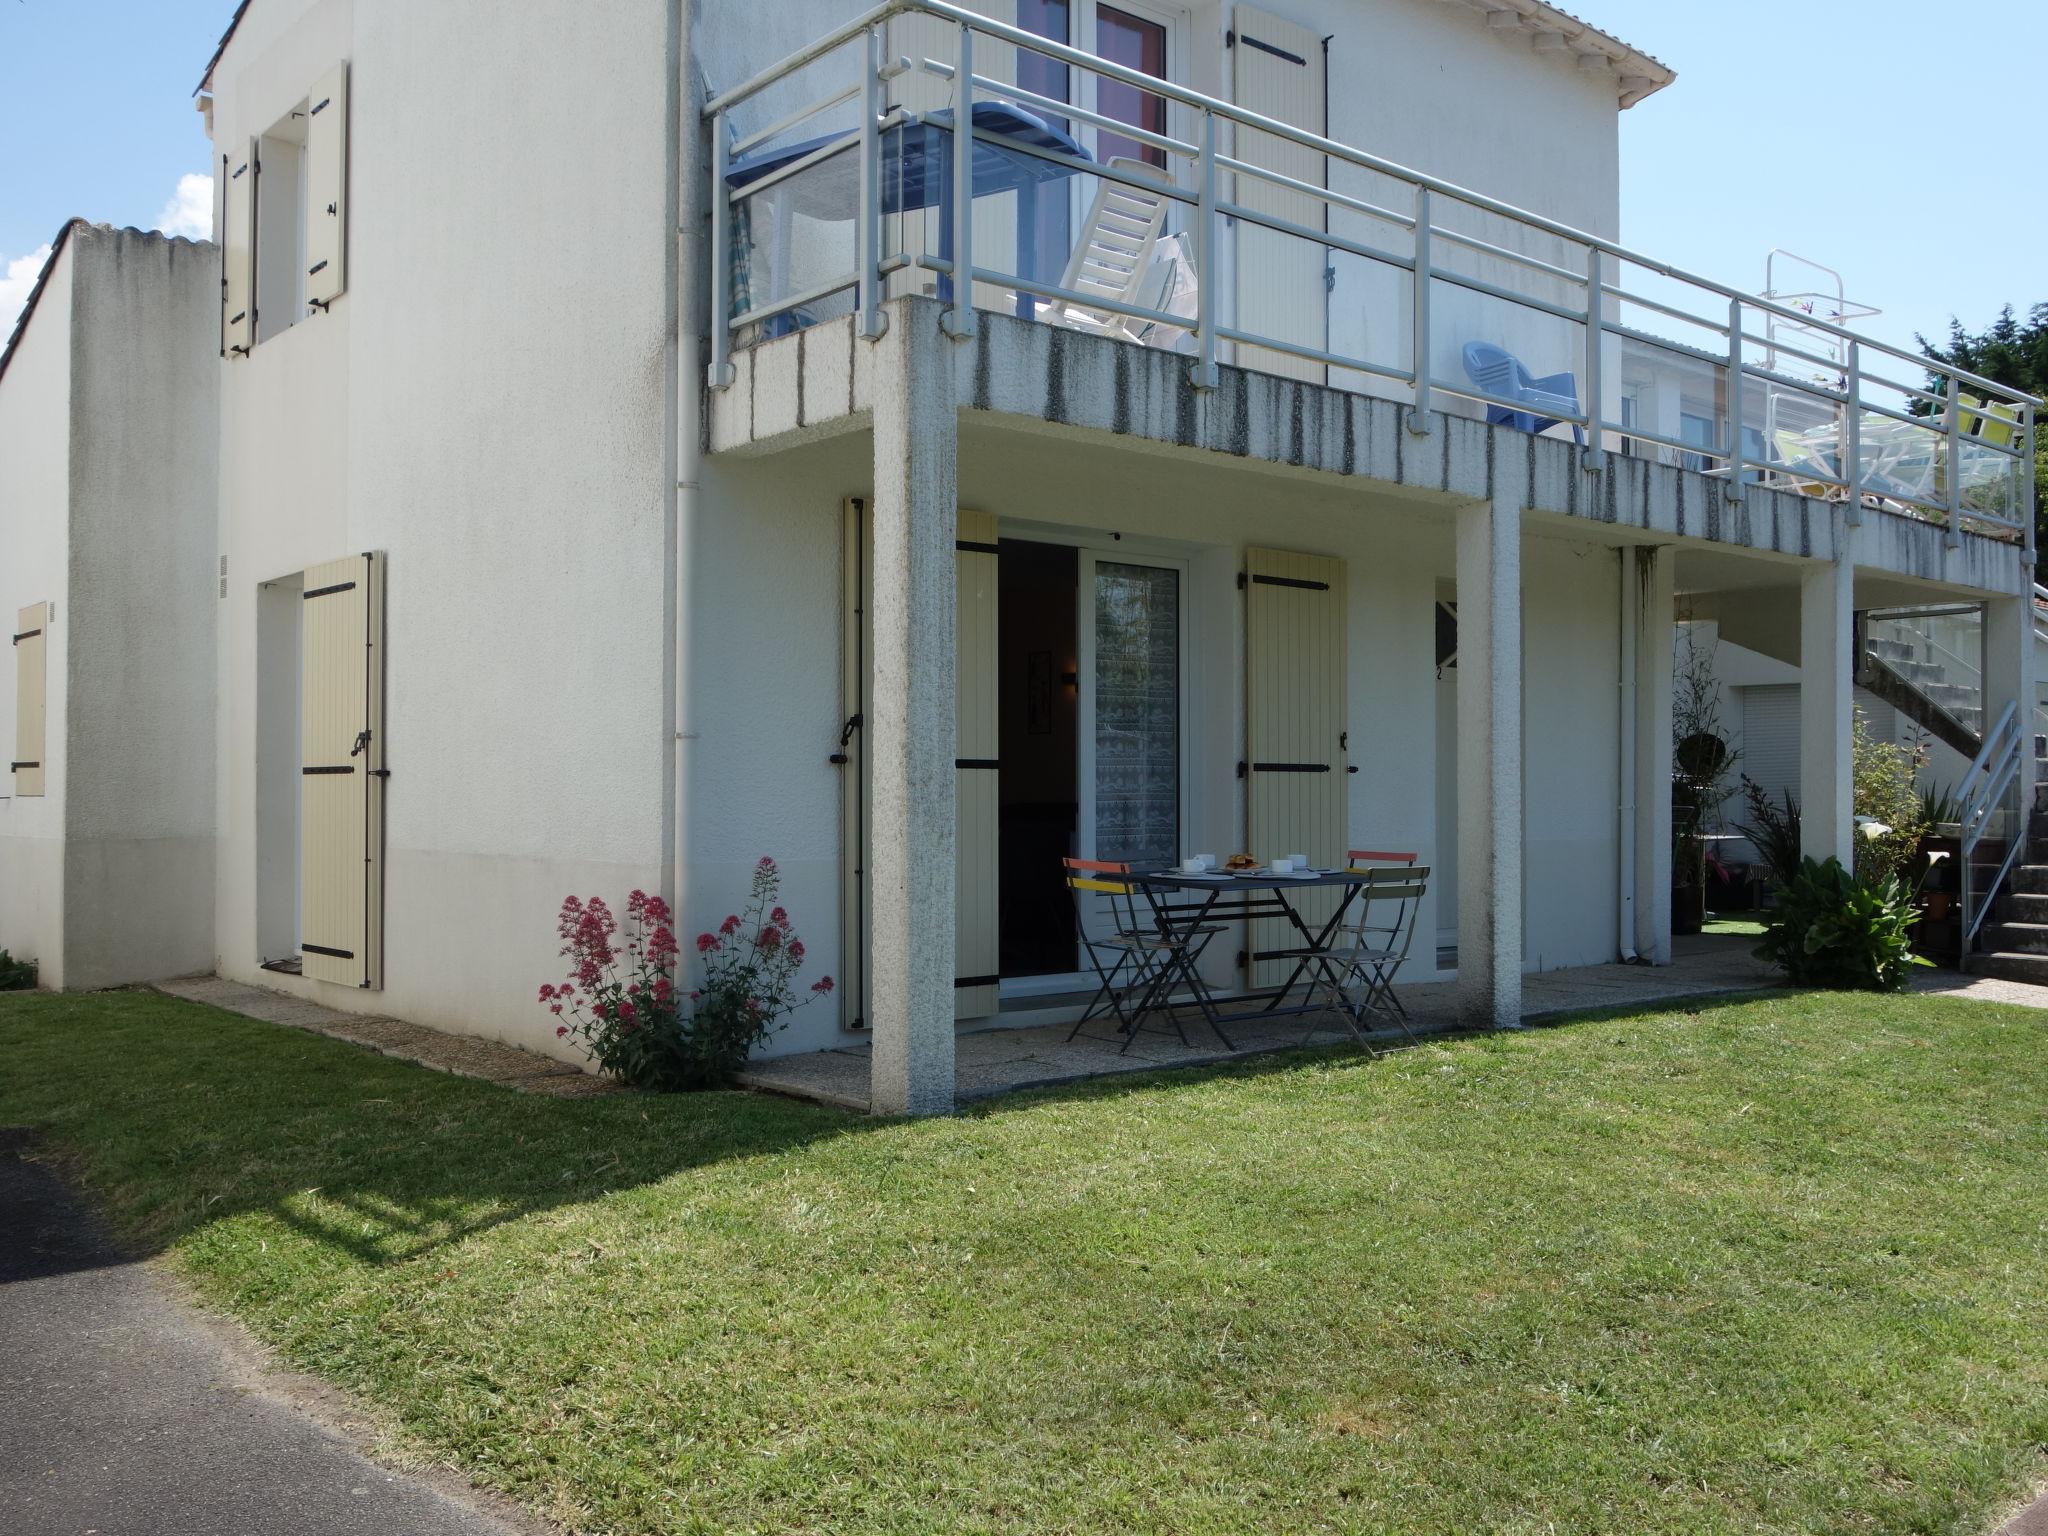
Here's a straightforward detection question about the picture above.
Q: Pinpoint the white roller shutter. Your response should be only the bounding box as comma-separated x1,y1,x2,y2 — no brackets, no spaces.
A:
1244,547,1347,985
1232,5,1327,382
304,61,350,309
12,602,48,798
955,510,1001,1020
222,141,256,356
300,553,386,988
1740,684,1800,809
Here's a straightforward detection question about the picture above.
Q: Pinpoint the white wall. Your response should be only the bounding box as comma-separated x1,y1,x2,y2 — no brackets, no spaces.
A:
61,228,220,989
210,0,677,1057
691,418,1637,1055
0,241,74,985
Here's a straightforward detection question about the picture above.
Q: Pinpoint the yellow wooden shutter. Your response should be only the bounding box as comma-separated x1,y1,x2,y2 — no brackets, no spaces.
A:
304,62,350,309
12,602,48,798
300,553,385,987
839,501,1001,1027
1232,6,1327,382
222,141,256,356
1244,547,1347,985
839,499,871,1031
955,509,1000,1020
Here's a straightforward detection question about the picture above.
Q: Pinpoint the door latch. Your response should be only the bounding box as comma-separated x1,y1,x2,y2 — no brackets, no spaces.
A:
829,713,862,766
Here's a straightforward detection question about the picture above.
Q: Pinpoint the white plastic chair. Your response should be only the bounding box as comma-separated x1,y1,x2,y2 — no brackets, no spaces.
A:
1037,156,1171,340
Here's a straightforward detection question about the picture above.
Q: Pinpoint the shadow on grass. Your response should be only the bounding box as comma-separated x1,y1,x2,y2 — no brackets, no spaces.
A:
0,978,1812,1278
0,990,873,1274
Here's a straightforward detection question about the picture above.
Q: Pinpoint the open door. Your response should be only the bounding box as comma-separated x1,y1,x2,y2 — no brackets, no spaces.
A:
1231,5,1327,382
839,501,1000,1029
299,552,386,988
1244,546,1346,986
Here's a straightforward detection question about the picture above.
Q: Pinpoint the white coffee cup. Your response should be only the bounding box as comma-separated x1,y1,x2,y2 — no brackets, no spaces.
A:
1181,857,1206,874
1271,856,1295,874
1194,854,1216,870
1288,852,1310,869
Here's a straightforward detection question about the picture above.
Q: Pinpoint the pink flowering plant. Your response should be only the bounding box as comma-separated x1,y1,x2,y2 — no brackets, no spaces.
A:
540,858,832,1090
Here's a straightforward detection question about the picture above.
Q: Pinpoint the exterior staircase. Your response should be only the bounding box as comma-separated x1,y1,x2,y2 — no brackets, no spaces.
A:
1858,631,1982,759
1968,804,2048,983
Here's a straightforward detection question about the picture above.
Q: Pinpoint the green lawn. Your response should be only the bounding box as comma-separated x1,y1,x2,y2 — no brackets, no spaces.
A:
3,990,2046,1535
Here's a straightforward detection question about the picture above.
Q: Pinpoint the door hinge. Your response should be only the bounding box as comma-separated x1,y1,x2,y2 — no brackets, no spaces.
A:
1236,760,1248,779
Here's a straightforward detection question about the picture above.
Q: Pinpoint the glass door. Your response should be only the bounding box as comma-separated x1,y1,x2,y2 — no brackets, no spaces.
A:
1077,551,1185,952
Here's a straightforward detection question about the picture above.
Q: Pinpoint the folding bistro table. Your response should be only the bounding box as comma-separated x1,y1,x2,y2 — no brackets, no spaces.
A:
1123,868,1378,1039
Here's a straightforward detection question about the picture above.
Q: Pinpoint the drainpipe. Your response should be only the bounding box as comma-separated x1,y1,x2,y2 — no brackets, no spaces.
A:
1617,549,1639,961
671,0,705,931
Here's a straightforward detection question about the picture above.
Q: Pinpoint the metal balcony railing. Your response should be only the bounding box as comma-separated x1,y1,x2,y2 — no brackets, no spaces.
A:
705,0,2037,554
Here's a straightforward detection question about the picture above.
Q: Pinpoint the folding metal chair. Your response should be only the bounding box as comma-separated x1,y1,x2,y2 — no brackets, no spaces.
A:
1310,865,1430,1049
1062,858,1229,1052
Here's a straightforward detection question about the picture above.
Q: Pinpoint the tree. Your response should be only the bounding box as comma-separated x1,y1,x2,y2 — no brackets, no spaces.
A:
1918,304,2047,543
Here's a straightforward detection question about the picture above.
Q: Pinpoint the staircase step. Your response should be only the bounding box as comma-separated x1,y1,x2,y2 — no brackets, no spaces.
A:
1969,951,2048,986
1981,922,2048,956
1997,892,2048,924
2006,865,2048,896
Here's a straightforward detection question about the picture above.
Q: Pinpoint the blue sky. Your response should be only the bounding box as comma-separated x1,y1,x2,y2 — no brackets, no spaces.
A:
3,0,2043,363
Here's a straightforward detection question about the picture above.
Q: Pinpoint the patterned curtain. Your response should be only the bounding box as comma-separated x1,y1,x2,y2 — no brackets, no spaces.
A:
1094,562,1179,868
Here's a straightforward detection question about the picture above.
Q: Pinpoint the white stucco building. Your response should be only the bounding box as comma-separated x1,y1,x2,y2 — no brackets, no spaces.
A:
0,223,219,990
2,0,2035,1112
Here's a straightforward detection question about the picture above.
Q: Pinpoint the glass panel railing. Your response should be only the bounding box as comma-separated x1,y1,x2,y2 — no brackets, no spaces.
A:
706,1,2038,554
1865,606,1984,738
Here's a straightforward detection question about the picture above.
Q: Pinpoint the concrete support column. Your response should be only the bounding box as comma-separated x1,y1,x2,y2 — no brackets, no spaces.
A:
1983,590,2037,807
1631,546,1675,964
867,304,957,1115
1455,486,1523,1028
1799,557,1855,866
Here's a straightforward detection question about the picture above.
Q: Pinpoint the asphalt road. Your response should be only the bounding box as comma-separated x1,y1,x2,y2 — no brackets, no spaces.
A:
0,1129,545,1536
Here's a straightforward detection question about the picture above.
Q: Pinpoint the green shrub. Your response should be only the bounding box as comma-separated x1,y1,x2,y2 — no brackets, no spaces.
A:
1851,715,1928,886
0,950,36,991
1754,857,1917,992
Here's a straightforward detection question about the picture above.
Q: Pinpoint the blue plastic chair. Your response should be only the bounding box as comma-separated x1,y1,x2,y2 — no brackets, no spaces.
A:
1461,341,1584,443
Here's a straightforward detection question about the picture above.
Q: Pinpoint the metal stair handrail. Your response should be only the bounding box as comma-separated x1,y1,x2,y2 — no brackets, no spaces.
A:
1960,699,2025,947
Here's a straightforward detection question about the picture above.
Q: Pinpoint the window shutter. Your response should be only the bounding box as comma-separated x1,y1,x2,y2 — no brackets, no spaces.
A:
13,602,48,798
1739,685,1800,811
222,142,257,356
1244,547,1347,985
839,498,871,1030
1232,5,1327,382
955,510,1000,1020
300,553,386,987
304,62,349,309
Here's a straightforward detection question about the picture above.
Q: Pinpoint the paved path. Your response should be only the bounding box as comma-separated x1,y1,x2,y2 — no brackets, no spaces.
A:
0,1129,551,1536
152,975,618,1097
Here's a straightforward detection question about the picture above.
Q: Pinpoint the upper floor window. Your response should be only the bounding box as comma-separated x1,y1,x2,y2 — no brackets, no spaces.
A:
222,62,349,357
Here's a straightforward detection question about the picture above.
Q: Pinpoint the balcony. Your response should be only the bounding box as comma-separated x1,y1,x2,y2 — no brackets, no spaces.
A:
707,0,2036,550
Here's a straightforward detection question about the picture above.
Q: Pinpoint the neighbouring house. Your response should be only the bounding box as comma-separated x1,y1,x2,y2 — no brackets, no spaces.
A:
0,223,219,990
0,0,2035,1113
